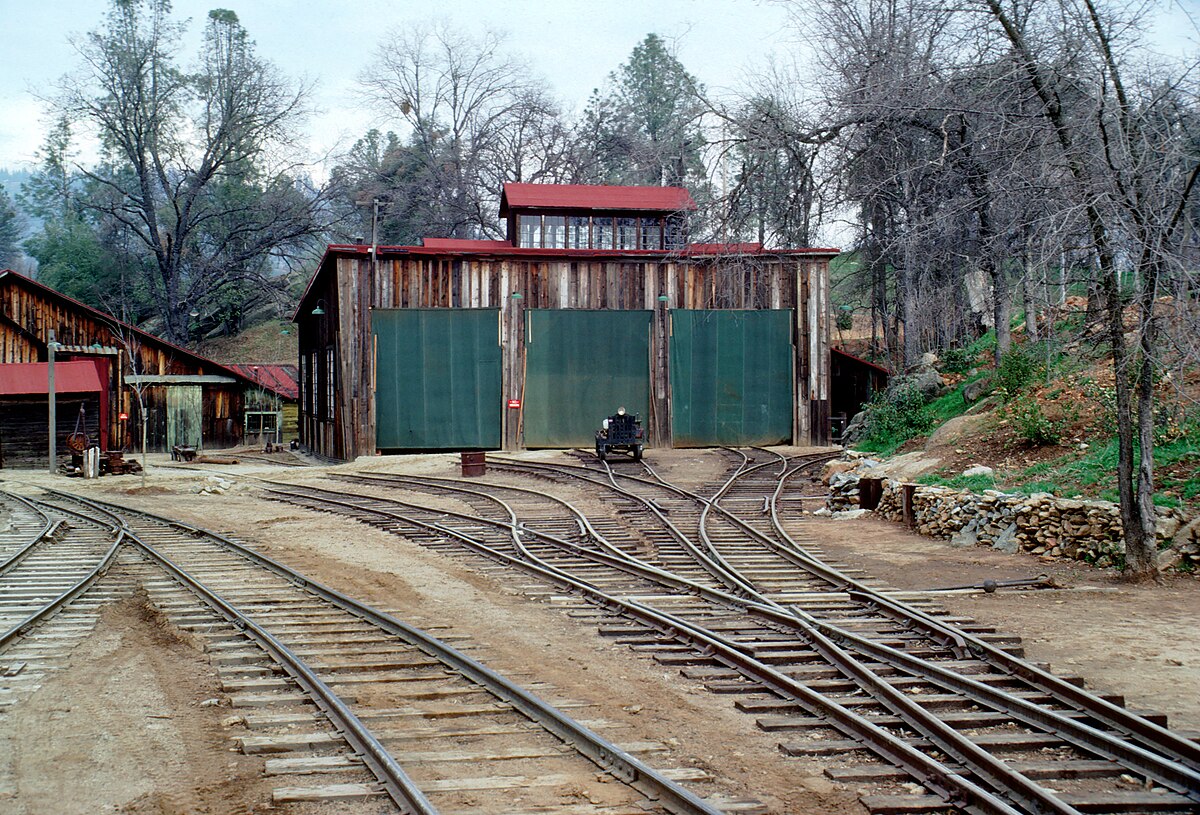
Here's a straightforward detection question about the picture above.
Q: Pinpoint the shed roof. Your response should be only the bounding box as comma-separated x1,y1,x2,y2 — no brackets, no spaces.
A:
499,183,697,215
832,347,891,376
227,363,299,401
0,269,257,389
0,361,105,395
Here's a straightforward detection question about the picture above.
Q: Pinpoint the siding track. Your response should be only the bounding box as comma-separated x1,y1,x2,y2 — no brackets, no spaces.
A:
0,491,129,709
260,451,1200,815
31,489,726,815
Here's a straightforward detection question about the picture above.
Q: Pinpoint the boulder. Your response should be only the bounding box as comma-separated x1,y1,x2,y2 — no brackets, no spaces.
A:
821,459,859,484
925,413,988,451
1157,547,1185,572
906,368,947,400
962,465,994,479
832,508,870,520
992,522,1020,554
842,410,869,444
950,523,979,548
1174,517,1200,552
962,376,993,403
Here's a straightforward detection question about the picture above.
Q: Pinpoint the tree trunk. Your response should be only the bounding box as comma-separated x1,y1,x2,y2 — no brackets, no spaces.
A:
901,237,920,369
1127,259,1161,580
990,257,1011,366
1023,270,1039,342
1102,257,1155,581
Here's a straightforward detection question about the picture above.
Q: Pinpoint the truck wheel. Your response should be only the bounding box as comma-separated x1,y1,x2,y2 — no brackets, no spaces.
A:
633,445,643,461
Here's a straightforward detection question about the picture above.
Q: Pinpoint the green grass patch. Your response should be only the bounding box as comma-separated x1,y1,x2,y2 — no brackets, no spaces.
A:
1010,428,1200,511
917,472,998,492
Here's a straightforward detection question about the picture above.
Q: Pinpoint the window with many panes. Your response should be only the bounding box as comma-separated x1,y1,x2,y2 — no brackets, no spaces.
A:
544,216,565,249
325,347,336,419
567,216,589,248
518,215,541,248
616,218,638,250
665,218,685,249
640,218,663,250
594,217,614,249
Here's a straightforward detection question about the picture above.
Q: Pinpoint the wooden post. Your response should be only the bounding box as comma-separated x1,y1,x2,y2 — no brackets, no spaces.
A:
859,477,883,510
47,329,56,474
502,278,525,452
795,262,809,445
902,483,917,528
652,291,672,447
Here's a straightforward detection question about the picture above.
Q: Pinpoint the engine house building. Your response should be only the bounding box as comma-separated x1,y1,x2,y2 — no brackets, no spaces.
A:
295,182,838,459
0,269,260,464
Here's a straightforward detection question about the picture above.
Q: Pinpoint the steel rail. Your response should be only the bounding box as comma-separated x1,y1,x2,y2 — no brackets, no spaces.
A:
763,461,1200,774
46,490,723,815
260,482,1022,815
782,603,1200,798
0,492,63,577
352,476,1087,815
342,472,1200,798
483,456,1200,805
0,496,124,651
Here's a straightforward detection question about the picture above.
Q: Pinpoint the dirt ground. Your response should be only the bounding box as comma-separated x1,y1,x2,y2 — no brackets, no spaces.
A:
1,448,1197,813
807,515,1200,731
0,589,281,815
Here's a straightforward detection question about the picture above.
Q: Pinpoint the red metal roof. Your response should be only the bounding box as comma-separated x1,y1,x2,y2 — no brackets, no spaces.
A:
0,361,105,395
422,238,511,250
0,270,259,389
500,183,697,215
226,364,298,401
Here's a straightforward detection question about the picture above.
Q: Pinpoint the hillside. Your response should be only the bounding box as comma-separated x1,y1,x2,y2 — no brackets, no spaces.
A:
196,318,298,366
846,306,1200,517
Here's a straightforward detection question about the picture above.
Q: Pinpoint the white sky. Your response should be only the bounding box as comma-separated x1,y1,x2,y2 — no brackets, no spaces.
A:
2,1,1195,178
0,0,798,173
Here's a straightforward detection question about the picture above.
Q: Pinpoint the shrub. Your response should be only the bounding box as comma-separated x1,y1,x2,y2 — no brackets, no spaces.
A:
860,381,935,447
940,346,976,374
994,345,1040,398
1004,393,1061,445
835,307,854,331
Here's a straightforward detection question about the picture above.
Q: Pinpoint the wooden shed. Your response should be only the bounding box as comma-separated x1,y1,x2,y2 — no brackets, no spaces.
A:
227,363,299,446
295,183,838,459
0,269,258,461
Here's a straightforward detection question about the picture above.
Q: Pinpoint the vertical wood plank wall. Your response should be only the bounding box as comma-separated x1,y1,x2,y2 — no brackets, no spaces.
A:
1,277,246,453
299,252,833,458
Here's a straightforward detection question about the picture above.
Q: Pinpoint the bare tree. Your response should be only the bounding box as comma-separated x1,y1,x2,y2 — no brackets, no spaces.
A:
54,1,328,343
355,21,571,239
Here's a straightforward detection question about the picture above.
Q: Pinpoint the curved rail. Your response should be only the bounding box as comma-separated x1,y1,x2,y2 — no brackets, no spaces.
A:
478,455,1200,807
0,491,123,651
44,489,723,815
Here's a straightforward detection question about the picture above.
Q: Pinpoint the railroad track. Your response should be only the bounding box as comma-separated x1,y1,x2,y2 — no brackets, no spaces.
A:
0,491,129,709
23,489,729,814
260,451,1200,815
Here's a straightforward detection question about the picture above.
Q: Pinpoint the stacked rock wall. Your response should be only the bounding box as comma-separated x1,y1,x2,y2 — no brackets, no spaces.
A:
827,467,1198,570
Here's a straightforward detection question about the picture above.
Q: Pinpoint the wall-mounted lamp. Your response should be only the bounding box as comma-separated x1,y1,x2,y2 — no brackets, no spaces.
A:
510,291,523,300
311,299,327,316
657,295,670,303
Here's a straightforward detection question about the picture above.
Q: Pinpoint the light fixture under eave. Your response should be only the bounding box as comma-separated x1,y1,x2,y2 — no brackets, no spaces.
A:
311,299,326,316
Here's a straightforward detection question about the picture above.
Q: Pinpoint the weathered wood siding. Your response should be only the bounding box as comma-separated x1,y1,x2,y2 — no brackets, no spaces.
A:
0,396,100,469
298,250,832,458
0,274,246,453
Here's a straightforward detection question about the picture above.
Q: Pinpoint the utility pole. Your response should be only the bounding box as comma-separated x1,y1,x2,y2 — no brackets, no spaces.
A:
47,329,56,475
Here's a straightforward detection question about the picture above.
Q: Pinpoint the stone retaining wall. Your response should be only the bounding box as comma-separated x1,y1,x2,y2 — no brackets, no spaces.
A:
827,469,1199,571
